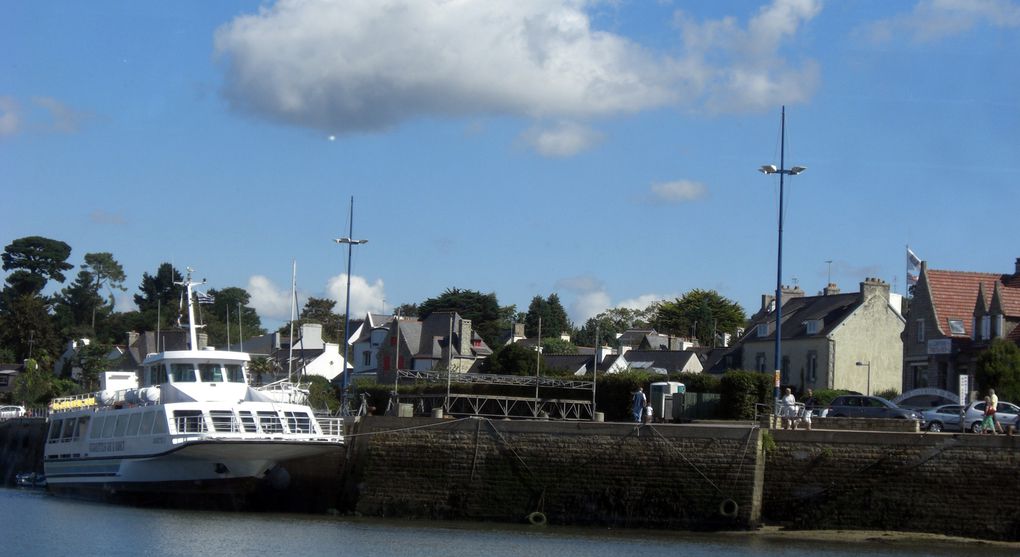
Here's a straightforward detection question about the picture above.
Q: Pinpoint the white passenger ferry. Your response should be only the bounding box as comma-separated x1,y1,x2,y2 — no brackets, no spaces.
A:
44,270,344,507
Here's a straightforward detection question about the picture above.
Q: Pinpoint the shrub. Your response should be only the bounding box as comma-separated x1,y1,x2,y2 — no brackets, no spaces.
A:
719,370,772,420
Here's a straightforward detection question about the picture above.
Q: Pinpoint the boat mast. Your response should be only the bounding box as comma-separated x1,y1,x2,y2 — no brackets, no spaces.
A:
288,260,297,383
176,267,204,351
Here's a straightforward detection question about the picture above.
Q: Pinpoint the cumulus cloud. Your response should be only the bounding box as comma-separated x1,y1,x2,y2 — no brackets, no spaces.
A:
213,0,821,154
862,0,1020,43
89,209,127,225
556,274,668,323
325,273,387,318
649,180,708,203
521,121,604,157
0,97,21,137
32,97,89,133
247,275,296,323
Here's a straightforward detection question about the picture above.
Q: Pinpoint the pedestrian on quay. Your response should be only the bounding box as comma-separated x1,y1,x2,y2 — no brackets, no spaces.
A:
801,388,819,431
643,402,654,424
632,387,646,423
989,388,1004,433
981,396,996,434
780,387,798,430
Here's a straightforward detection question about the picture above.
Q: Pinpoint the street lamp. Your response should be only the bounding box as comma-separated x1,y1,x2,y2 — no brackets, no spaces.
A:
760,105,806,410
335,196,367,416
856,361,872,396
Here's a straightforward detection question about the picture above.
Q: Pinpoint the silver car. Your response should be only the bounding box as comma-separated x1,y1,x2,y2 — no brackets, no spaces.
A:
0,405,26,419
920,404,963,432
963,400,1020,433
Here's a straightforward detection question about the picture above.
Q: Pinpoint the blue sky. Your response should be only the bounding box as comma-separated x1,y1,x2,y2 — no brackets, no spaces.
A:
3,0,1019,331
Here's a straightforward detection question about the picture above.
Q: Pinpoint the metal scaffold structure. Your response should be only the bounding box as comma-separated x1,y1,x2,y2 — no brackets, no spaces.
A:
393,370,595,420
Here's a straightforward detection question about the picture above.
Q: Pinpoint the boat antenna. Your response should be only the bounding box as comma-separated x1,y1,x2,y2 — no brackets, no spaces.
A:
288,260,297,383
174,267,205,351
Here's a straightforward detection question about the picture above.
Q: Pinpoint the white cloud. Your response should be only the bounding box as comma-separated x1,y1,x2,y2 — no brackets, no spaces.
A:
32,96,88,133
247,275,295,323
325,273,387,318
522,121,603,157
863,0,1020,43
649,180,708,203
213,0,821,150
556,274,668,322
0,97,21,137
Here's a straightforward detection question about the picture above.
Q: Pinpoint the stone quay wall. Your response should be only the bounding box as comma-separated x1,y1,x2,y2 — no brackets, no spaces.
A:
764,429,1020,541
342,417,764,530
0,418,47,485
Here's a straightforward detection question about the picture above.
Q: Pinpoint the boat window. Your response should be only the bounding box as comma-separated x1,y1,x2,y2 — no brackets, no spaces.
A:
114,415,128,437
90,416,106,439
238,411,257,433
284,411,313,434
139,411,155,435
148,364,167,386
151,410,168,434
226,365,245,383
209,410,235,432
199,364,224,383
257,411,283,434
173,410,206,433
102,414,118,438
126,413,142,436
48,419,63,441
74,416,89,439
60,419,76,441
170,364,197,382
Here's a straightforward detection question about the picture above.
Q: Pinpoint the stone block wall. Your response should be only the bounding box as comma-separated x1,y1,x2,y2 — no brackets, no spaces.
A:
343,417,763,530
0,418,46,485
764,429,1020,540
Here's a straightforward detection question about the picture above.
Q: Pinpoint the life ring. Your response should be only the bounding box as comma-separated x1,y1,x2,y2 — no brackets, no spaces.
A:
719,498,739,518
527,511,547,526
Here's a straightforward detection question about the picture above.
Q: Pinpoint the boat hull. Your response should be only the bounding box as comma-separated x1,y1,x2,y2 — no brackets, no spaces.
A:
45,439,345,510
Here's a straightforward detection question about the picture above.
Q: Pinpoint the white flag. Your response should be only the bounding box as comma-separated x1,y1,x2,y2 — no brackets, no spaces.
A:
907,247,921,269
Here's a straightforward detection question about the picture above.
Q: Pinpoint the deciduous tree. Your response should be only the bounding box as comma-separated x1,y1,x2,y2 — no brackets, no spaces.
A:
652,289,746,347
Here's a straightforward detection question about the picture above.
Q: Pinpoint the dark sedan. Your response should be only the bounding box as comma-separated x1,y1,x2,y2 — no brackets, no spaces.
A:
825,395,924,423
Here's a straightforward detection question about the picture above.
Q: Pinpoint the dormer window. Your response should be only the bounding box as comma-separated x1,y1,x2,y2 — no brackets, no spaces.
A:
806,319,823,335
756,323,768,338
981,315,991,340
993,314,1004,338
948,319,965,335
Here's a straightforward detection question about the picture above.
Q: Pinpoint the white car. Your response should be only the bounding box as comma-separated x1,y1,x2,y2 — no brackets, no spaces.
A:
0,405,26,419
963,400,1019,433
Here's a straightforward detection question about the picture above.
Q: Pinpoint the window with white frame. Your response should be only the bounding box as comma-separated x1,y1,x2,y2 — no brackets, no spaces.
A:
756,323,768,338
806,319,822,335
948,319,965,335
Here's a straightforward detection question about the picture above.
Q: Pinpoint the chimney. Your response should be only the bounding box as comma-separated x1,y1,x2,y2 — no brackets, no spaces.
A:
823,283,841,296
781,285,805,299
860,277,890,302
459,318,473,355
1015,257,1020,275
761,294,775,312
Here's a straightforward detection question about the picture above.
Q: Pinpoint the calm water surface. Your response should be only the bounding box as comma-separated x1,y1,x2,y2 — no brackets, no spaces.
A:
2,488,1013,557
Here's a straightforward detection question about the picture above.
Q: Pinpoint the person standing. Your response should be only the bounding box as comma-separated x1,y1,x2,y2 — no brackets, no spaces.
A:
801,388,819,431
989,389,1004,433
632,387,646,423
781,387,798,430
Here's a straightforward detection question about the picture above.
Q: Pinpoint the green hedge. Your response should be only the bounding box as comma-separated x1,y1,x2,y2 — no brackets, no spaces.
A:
719,370,773,420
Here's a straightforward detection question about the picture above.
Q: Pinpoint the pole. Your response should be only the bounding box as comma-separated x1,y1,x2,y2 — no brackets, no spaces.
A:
288,260,296,383
774,106,786,409
535,316,542,405
238,301,243,352
341,197,356,414
592,324,599,420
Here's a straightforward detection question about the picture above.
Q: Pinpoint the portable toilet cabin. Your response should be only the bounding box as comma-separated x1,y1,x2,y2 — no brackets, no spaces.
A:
649,382,685,422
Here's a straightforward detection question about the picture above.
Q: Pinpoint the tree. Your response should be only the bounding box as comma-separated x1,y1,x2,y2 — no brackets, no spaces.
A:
524,294,572,340
976,338,1020,402
74,342,111,392
199,287,265,347
53,269,105,338
133,263,184,329
542,338,577,354
81,252,126,328
652,289,746,347
0,293,60,362
2,236,74,297
12,358,52,405
482,342,543,376
574,306,654,346
418,288,503,347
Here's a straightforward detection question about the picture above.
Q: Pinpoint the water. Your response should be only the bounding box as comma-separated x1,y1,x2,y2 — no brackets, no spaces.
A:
2,488,1015,557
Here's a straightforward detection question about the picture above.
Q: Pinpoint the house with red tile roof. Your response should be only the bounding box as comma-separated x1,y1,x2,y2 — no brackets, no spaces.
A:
902,258,1020,397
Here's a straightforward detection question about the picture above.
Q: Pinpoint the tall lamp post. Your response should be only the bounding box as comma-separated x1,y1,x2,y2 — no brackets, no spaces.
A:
856,361,872,396
335,196,367,415
759,105,806,410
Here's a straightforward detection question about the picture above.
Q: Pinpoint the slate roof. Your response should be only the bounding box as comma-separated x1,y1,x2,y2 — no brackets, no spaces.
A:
925,269,1020,338
543,354,594,375
619,350,700,373
745,292,861,342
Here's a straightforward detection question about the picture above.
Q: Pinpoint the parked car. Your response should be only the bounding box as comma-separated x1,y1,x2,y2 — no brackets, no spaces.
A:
825,395,924,424
963,400,1020,433
0,405,26,419
920,404,964,432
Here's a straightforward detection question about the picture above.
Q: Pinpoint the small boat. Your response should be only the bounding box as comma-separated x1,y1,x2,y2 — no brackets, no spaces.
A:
43,268,345,508
16,472,47,488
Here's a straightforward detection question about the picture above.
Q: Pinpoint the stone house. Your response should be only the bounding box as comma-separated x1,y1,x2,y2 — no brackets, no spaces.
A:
739,279,905,394
603,349,703,375
902,258,1020,395
229,323,348,383
375,311,493,382
348,313,396,375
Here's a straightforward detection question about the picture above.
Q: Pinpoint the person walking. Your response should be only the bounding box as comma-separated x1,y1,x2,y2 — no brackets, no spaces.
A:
632,387,646,423
780,387,798,430
802,388,819,431
989,389,1004,433
981,396,996,435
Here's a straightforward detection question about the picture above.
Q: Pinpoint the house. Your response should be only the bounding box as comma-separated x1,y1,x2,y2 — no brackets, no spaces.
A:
52,338,130,379
375,311,492,382
348,313,396,375
738,278,904,394
902,258,1020,396
616,329,694,354
0,363,21,395
231,323,348,383
603,349,704,375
